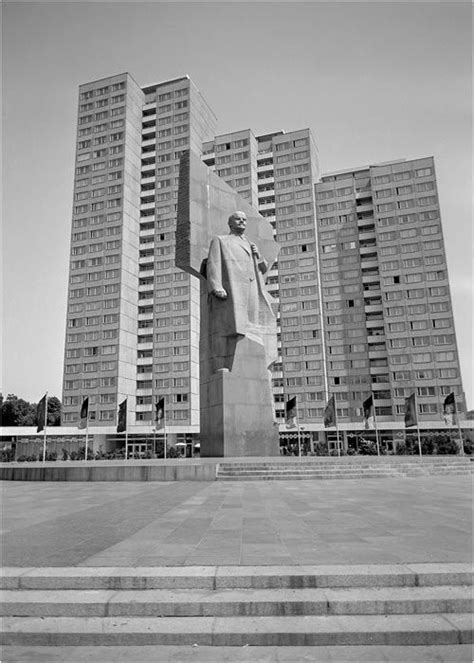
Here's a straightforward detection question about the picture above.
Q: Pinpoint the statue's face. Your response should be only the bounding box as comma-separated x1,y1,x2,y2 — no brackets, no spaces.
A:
228,212,247,235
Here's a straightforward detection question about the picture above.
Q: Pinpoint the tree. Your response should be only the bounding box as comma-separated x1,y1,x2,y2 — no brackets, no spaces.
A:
0,394,62,427
1,394,36,426
46,397,61,426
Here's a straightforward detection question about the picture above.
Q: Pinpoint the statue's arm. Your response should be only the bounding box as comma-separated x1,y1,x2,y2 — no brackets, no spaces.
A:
250,241,269,275
258,257,269,274
207,237,227,299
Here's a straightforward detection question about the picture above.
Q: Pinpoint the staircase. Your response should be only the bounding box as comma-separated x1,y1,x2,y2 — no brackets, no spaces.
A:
1,564,472,647
216,457,473,481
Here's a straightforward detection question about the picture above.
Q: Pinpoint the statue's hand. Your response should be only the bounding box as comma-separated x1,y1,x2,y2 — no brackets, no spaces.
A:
212,288,227,299
250,243,260,259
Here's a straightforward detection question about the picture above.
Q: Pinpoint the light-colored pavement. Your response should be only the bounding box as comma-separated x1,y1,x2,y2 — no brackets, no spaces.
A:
1,475,471,567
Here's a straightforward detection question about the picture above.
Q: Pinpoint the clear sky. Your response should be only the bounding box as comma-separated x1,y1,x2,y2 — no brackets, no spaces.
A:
3,1,473,407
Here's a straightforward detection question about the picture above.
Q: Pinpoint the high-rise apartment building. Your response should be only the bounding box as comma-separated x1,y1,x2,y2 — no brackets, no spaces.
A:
62,73,217,431
62,72,465,449
315,158,465,424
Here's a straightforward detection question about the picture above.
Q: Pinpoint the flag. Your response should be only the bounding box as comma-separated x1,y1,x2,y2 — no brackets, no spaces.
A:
443,392,456,426
78,397,89,429
117,398,127,433
285,396,297,429
324,395,336,428
155,397,165,428
363,395,375,430
404,393,417,428
36,394,47,433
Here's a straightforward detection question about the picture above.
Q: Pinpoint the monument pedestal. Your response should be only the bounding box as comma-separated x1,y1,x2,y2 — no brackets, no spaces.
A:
200,336,279,457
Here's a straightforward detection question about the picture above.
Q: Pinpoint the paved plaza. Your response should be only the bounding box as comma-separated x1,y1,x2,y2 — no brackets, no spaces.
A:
1,475,471,567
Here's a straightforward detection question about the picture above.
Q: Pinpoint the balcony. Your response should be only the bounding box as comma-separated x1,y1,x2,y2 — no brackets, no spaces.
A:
138,297,154,308
138,311,154,321
137,357,153,366
140,202,155,213
137,342,153,351
138,326,154,335
258,176,275,186
364,304,383,315
259,202,275,212
355,202,373,214
139,229,155,242
136,403,152,412
136,388,153,397
360,247,378,257
368,333,386,344
141,175,155,187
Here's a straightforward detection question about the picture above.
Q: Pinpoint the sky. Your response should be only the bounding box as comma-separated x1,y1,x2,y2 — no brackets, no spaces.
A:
2,1,473,407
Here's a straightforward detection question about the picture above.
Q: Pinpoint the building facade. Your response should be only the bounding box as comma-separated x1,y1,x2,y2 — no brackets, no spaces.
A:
315,158,465,426
62,72,465,450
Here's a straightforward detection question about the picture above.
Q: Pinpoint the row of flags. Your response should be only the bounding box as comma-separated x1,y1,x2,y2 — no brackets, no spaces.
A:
77,396,166,433
285,392,460,429
37,391,459,434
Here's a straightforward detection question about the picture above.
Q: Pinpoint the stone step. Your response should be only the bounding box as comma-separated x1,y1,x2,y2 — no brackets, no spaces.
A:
217,472,471,481
217,463,471,470
3,644,473,662
3,564,471,590
218,458,470,466
2,585,471,618
2,613,471,647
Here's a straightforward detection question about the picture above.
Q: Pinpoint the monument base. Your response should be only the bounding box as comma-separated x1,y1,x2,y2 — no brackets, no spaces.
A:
200,336,279,457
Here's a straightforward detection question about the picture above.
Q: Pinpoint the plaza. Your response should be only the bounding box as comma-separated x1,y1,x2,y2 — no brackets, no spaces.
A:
1,473,472,661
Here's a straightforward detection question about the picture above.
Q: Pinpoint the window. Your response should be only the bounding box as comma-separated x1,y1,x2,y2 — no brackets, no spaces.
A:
393,171,411,181
435,351,455,362
415,167,432,178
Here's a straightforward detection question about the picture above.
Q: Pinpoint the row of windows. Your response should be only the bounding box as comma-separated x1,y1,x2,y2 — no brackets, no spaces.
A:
392,368,458,380
76,145,124,163
66,345,117,358
68,314,119,327
80,81,125,100
78,104,125,124
65,361,117,373
375,182,434,198
67,330,118,343
78,119,124,137
71,254,120,269
71,241,121,255
377,210,438,226
372,167,433,184
63,393,117,406
72,227,121,241
376,196,437,212
76,158,123,175
68,299,119,313
215,138,249,152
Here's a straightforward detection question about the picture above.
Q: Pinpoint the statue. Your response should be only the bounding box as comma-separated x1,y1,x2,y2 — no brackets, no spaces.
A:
176,151,280,456
205,211,277,373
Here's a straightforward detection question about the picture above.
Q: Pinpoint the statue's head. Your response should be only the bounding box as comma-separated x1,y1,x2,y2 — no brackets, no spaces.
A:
228,211,247,235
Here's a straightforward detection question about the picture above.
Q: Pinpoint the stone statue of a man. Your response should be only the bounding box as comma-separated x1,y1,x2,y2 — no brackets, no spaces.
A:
206,211,277,372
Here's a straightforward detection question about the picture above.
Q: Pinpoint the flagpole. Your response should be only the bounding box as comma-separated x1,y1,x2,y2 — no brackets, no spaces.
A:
413,391,422,458
125,429,128,461
164,404,167,461
334,397,340,457
455,407,465,456
42,392,48,463
84,420,89,462
372,392,380,456
296,399,301,459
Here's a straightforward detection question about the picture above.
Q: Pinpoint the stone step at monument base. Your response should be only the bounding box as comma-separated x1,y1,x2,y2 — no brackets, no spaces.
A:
3,585,472,618
216,458,472,480
2,614,471,647
3,644,473,662
2,565,472,648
